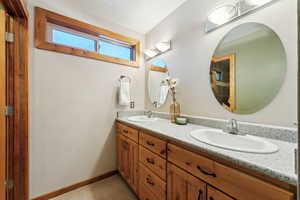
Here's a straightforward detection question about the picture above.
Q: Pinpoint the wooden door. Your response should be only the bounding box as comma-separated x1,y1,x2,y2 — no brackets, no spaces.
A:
167,163,206,200
207,186,234,200
0,9,6,200
117,134,139,193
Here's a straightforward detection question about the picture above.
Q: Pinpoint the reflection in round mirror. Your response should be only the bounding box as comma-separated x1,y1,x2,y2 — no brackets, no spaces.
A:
148,59,169,108
210,23,286,114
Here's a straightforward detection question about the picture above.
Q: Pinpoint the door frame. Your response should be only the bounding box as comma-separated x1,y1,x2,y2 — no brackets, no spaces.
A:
0,8,6,200
211,53,236,112
1,0,29,200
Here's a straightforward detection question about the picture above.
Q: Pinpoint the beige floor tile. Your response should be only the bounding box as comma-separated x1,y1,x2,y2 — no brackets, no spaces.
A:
50,175,138,200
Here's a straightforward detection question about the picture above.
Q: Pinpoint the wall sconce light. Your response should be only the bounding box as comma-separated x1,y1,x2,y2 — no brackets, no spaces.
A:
206,0,278,32
144,41,172,60
208,4,238,25
144,49,160,58
155,41,171,52
245,0,273,6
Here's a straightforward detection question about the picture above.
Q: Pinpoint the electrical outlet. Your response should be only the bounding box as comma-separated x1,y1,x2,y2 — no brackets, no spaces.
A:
130,101,135,109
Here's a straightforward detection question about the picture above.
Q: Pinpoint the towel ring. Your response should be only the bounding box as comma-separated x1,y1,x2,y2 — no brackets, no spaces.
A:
119,75,131,83
160,80,168,86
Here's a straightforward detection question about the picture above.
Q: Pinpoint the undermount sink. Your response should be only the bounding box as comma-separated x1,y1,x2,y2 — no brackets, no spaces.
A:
190,129,279,154
127,115,158,122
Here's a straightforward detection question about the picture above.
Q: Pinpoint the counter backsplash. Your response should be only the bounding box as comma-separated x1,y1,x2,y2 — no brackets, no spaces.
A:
117,110,297,143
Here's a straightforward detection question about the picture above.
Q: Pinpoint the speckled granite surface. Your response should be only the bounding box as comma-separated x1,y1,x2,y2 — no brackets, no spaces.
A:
152,112,298,143
116,114,297,186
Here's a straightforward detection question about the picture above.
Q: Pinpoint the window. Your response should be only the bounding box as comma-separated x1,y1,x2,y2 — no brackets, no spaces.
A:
99,40,133,61
35,7,140,67
52,29,97,52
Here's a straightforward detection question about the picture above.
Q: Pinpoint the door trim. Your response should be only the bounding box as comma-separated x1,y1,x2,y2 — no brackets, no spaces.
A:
0,9,6,200
1,1,29,200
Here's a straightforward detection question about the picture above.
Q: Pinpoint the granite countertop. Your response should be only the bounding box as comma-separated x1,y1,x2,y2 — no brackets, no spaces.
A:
117,116,298,186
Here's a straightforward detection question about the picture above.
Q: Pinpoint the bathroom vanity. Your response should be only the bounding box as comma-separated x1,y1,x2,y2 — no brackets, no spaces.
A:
116,117,296,200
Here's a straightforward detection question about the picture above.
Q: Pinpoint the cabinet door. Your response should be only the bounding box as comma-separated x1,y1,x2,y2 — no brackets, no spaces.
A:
207,186,234,200
167,163,206,200
117,134,139,193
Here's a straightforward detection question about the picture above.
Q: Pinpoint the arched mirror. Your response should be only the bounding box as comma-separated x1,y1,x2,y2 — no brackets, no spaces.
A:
210,23,286,114
148,59,169,108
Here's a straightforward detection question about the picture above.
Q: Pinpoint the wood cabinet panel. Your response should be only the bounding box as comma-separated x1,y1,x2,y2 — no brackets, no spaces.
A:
117,134,139,193
167,163,206,200
210,163,294,200
168,144,216,184
116,122,295,200
207,186,234,200
140,131,167,158
139,146,167,181
167,143,294,200
139,183,162,200
139,163,166,200
116,122,139,142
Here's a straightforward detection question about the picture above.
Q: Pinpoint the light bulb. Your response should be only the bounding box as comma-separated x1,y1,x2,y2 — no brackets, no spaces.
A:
245,0,273,6
155,41,171,52
144,49,159,58
208,5,237,25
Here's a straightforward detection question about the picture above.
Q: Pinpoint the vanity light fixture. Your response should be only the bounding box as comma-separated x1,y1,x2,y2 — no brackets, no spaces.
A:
208,4,238,25
155,41,171,52
144,41,172,60
144,48,160,58
245,0,273,6
206,0,278,32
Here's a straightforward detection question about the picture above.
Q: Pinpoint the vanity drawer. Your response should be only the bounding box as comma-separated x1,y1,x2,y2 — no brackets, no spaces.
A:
168,144,294,200
167,144,216,184
139,163,166,200
210,163,294,200
139,184,161,200
116,122,139,143
140,132,167,158
139,146,166,181
207,186,234,200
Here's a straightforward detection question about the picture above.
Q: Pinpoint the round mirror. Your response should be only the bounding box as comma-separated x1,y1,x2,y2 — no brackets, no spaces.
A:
210,23,286,114
148,59,169,108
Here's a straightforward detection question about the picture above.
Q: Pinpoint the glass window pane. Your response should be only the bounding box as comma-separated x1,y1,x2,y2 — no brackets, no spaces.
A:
52,29,96,51
153,59,167,68
99,40,133,61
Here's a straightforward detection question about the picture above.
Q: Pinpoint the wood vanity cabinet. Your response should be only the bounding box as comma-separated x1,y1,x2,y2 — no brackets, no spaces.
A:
116,123,139,193
138,131,167,200
116,122,295,200
167,163,207,200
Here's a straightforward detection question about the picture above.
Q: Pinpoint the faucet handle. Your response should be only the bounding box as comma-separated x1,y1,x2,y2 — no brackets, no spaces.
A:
225,119,239,135
232,119,238,129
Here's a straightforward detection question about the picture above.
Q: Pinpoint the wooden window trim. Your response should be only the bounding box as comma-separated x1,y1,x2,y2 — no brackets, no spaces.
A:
34,7,141,68
150,65,168,73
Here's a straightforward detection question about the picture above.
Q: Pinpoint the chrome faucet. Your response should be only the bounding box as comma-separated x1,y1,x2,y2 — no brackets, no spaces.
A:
145,110,153,118
225,119,239,135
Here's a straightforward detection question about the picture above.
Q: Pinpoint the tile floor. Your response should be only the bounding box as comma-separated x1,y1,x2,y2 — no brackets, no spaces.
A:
50,175,138,200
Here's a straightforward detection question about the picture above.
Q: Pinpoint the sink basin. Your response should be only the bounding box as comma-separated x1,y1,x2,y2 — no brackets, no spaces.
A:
190,129,278,154
127,115,158,122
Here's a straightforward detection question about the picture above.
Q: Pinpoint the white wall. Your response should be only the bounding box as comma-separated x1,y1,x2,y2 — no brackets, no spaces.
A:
28,0,145,198
145,0,298,127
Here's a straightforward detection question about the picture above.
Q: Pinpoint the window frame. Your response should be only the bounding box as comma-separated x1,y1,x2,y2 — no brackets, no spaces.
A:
35,7,140,68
